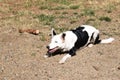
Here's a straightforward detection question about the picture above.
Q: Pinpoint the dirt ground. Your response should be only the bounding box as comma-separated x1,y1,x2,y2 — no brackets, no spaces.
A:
0,0,120,80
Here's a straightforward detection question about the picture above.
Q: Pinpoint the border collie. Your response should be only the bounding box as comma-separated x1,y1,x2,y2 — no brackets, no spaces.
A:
44,25,114,64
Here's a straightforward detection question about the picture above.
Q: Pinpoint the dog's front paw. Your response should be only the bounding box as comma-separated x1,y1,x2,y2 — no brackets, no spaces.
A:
44,55,49,58
59,54,71,64
59,60,65,64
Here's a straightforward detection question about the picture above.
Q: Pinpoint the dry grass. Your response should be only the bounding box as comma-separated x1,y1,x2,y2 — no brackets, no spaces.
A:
0,0,120,80
0,0,120,30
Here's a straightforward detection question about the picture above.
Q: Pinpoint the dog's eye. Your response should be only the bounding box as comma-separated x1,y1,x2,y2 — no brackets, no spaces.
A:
55,41,58,43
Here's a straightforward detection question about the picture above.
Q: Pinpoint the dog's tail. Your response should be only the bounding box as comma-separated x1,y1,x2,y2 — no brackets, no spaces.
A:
100,37,115,44
96,37,115,44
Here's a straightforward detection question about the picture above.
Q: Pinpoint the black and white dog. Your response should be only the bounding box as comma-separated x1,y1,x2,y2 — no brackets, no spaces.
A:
44,25,114,64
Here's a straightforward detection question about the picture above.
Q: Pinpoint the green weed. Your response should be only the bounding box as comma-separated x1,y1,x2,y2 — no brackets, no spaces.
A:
82,8,95,16
31,53,36,56
60,0,70,5
98,51,103,55
69,5,80,9
55,11,61,14
73,12,78,15
99,16,111,22
62,11,68,14
24,0,32,8
48,6,67,10
53,27,69,33
54,6,66,10
35,14,55,22
33,14,55,25
105,4,116,13
59,27,68,32
58,15,68,19
70,20,77,24
85,18,95,24
47,0,70,5
40,33,46,41
39,6,49,10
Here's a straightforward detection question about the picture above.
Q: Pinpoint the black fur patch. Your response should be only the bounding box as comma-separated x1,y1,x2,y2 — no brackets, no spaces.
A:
90,32,94,42
94,34,101,44
71,27,89,49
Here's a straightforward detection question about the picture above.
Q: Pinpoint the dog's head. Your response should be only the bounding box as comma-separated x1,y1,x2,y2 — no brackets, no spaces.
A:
46,28,66,55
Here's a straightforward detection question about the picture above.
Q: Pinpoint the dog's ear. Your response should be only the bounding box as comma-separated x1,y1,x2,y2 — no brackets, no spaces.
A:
51,28,56,37
61,33,66,40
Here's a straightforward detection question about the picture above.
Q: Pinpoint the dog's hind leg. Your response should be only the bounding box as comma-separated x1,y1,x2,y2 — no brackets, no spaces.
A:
88,44,93,47
88,30,100,47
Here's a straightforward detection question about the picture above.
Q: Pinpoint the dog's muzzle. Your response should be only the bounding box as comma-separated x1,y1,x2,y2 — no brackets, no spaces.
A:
46,46,59,54
46,46,50,49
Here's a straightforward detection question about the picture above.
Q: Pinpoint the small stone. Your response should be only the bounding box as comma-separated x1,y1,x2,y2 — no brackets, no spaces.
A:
117,66,120,70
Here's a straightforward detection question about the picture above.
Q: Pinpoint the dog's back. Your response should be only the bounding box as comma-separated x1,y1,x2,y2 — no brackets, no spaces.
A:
71,26,89,49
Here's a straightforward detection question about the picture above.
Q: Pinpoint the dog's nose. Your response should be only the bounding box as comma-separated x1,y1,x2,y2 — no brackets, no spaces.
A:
46,46,49,49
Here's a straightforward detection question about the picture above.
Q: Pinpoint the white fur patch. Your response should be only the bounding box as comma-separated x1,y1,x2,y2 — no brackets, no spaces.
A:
44,55,48,58
49,34,63,49
81,25,97,36
59,54,71,64
101,37,115,43
49,31,77,52
88,44,93,47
